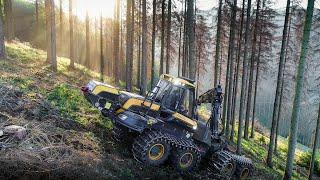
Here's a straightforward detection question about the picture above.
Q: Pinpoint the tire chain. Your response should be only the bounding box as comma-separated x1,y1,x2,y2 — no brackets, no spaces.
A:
208,150,235,179
230,153,254,177
132,130,202,165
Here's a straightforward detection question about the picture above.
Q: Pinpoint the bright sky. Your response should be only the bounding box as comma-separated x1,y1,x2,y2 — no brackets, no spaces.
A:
48,0,319,21
197,0,320,10
73,0,116,20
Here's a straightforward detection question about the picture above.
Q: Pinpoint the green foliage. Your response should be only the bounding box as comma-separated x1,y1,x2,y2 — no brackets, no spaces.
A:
6,43,42,63
10,77,36,92
296,151,320,174
46,84,112,130
258,135,267,146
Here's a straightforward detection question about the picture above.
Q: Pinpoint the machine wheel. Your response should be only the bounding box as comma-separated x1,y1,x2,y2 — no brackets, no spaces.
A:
171,147,200,173
208,150,236,179
132,131,171,166
231,154,253,180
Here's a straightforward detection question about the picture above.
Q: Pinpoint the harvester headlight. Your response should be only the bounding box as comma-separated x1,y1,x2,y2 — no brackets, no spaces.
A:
118,114,128,120
192,124,198,130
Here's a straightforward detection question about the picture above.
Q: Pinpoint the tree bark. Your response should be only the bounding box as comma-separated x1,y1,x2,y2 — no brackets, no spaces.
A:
114,0,120,84
69,0,74,69
151,0,156,87
237,0,252,155
267,0,290,168
140,0,147,96
225,0,238,137
160,0,165,75
250,32,263,139
100,14,104,81
244,0,261,140
182,1,187,77
0,6,5,59
126,0,134,91
178,20,182,77
59,0,63,43
230,0,245,141
35,0,39,45
45,0,56,71
4,0,14,42
85,11,90,68
187,0,195,114
274,12,292,152
309,104,320,180
214,0,223,87
137,0,141,91
284,0,315,178
165,0,171,74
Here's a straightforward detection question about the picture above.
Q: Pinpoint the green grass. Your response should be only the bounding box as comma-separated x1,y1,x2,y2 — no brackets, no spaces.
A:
230,125,312,180
3,41,113,131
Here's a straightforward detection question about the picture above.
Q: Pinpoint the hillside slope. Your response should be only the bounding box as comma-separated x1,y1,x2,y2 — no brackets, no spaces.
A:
0,42,314,179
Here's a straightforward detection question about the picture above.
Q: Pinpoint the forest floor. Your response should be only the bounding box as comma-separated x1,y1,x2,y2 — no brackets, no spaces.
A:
0,41,317,179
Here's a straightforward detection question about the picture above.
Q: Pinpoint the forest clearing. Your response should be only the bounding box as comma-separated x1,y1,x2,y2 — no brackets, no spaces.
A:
0,0,319,179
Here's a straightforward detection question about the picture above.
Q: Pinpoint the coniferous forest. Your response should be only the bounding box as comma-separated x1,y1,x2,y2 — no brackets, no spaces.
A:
0,0,319,179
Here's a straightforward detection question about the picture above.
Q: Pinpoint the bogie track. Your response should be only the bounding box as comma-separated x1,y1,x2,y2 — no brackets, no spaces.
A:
132,130,202,170
230,154,254,179
208,150,236,179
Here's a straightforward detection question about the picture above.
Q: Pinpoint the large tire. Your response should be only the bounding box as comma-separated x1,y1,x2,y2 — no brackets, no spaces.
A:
208,150,236,179
230,154,253,180
132,131,171,166
171,147,201,173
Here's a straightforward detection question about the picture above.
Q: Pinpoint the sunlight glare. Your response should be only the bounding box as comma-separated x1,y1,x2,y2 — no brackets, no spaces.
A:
74,0,116,20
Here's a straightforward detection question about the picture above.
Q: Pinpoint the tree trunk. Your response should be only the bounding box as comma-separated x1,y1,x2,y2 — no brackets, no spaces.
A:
137,1,141,91
141,0,147,96
309,104,320,180
274,12,292,152
35,0,39,45
267,0,290,168
160,0,165,75
59,0,63,44
284,0,315,178
126,0,134,91
178,20,182,77
250,32,262,139
165,0,171,74
114,0,120,84
4,0,14,42
69,0,74,69
214,0,223,87
182,1,187,77
85,11,90,68
151,0,156,87
237,0,252,155
119,0,125,82
225,0,238,137
45,0,56,72
0,6,5,59
244,0,261,140
187,0,195,113
100,14,104,81
230,0,245,141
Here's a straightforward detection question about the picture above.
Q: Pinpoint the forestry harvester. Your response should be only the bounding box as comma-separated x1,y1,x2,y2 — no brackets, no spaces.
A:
81,74,253,179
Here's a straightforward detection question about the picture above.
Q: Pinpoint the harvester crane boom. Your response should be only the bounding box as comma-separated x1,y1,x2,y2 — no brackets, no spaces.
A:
197,85,223,135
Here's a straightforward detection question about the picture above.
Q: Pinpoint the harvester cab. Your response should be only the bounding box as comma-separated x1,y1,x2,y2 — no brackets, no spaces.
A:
81,74,253,179
145,74,196,119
